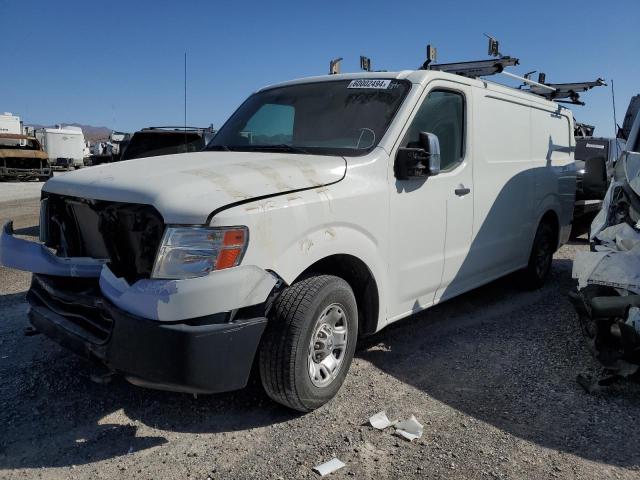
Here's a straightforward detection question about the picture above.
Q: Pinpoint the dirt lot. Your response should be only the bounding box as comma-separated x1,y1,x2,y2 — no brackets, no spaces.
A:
1,198,639,480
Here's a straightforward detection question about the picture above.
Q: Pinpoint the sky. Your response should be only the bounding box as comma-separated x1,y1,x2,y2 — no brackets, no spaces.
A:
1,0,638,137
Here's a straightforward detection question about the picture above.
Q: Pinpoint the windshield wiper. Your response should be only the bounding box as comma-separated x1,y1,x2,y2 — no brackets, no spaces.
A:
242,144,311,155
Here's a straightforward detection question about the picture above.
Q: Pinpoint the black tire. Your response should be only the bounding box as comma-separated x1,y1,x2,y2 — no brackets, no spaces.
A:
259,274,358,412
521,220,555,289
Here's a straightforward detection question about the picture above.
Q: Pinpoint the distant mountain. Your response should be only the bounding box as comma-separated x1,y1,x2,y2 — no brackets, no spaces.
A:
27,123,112,143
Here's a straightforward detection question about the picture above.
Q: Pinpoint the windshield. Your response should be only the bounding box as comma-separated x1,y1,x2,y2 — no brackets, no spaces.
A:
206,79,411,156
0,137,40,150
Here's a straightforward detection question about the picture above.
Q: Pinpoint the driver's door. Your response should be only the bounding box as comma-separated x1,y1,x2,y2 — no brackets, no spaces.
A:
387,85,473,322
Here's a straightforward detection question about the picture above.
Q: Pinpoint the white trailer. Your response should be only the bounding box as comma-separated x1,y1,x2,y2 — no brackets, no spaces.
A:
0,112,21,135
35,126,86,170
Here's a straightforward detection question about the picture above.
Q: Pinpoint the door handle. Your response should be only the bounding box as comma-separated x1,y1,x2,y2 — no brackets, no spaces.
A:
455,187,471,197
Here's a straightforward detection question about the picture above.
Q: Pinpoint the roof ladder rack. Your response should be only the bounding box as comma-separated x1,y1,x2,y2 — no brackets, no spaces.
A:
522,75,607,105
422,36,520,78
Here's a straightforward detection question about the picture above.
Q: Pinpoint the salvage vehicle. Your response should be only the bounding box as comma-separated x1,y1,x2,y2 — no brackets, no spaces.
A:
35,126,86,170
0,133,51,181
1,43,585,411
119,126,216,162
87,131,131,166
570,105,640,389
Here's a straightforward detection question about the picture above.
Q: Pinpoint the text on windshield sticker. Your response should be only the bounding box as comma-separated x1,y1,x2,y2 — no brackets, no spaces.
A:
348,79,392,89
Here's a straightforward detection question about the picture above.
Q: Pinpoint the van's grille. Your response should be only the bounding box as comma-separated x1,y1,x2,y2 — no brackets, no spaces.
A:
29,275,114,344
42,193,165,283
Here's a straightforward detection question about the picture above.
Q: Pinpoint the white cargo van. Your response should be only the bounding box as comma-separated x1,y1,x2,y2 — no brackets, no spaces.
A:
35,126,86,170
0,69,575,411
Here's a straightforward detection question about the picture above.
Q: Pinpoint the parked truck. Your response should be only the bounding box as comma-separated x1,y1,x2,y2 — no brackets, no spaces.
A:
119,126,216,161
0,65,577,411
35,126,85,170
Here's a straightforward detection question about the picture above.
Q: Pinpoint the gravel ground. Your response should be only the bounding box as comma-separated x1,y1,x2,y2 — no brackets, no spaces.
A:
0,181,44,203
1,198,639,479
0,172,68,203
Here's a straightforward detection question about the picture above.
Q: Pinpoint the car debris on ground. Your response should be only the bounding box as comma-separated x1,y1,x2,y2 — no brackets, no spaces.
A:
312,458,346,476
368,410,396,430
393,415,424,441
368,411,424,441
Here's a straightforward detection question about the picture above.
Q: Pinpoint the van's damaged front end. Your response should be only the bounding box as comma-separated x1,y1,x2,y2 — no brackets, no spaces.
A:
569,148,640,389
0,192,278,394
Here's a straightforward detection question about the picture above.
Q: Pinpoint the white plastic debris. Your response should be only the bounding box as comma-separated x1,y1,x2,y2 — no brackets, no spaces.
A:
595,222,640,251
369,410,395,430
394,415,424,441
573,219,640,294
313,458,346,476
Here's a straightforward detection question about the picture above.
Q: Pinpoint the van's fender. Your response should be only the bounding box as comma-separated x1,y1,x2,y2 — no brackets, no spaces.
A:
211,187,389,331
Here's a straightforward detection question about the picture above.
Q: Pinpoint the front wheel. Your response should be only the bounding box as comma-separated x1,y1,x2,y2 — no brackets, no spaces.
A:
520,220,555,289
259,275,358,412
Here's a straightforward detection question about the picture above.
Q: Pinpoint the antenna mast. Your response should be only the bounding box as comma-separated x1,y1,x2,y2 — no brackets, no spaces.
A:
611,79,619,146
184,52,187,148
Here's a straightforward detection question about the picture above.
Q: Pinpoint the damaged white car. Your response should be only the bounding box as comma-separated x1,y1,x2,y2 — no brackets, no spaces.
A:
571,109,640,388
0,69,576,411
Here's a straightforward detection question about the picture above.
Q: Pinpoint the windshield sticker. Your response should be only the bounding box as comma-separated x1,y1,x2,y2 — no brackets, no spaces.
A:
348,79,392,89
586,143,605,149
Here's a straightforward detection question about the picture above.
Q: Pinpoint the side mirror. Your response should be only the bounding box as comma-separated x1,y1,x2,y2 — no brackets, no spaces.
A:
582,156,607,199
420,132,441,175
394,132,441,180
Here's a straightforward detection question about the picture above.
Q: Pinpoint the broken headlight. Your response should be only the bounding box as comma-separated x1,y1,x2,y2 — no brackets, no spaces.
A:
151,226,248,279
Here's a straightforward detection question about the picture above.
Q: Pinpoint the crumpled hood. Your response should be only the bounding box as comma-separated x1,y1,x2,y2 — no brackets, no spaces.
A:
42,151,346,224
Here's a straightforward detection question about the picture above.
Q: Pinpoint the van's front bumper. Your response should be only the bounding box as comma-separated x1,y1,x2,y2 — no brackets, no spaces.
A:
0,221,278,321
1,221,278,394
28,274,267,393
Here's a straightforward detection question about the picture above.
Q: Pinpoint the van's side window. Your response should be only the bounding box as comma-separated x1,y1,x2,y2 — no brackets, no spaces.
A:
401,90,464,171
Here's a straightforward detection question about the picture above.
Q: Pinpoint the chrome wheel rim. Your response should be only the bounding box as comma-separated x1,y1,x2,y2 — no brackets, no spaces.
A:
308,303,348,388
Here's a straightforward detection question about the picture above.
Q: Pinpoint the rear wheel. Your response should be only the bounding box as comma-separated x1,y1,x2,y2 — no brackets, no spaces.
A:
521,220,555,289
259,275,358,412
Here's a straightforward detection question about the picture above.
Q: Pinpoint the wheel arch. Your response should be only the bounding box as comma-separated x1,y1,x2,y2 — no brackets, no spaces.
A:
292,254,380,338
538,208,560,251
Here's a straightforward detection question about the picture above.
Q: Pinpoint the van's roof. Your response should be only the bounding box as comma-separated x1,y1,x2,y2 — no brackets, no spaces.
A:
260,69,565,111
